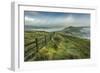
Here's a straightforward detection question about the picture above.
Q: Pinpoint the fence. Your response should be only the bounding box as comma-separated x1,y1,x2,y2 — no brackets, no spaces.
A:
24,33,54,61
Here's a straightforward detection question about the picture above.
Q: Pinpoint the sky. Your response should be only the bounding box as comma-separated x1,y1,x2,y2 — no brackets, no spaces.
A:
24,11,90,32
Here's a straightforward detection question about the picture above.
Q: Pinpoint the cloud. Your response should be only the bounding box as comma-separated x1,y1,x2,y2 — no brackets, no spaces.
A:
24,11,90,31
25,16,35,22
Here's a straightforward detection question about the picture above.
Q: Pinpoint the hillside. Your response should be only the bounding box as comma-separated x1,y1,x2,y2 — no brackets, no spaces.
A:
24,31,90,61
61,26,90,39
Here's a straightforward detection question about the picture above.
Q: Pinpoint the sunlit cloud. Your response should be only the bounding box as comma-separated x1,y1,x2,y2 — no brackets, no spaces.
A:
25,16,35,22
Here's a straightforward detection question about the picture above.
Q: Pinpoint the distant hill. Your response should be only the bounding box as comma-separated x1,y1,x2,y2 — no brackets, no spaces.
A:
62,26,89,32
61,26,90,39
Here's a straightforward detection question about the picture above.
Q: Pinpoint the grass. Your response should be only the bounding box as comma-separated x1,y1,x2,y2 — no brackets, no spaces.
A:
24,31,90,61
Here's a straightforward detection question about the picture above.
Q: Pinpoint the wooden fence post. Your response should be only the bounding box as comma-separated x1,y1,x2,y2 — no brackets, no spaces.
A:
35,38,38,52
50,34,52,40
44,35,47,45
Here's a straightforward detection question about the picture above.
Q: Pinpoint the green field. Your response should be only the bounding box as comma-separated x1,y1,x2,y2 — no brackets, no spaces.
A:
24,31,90,61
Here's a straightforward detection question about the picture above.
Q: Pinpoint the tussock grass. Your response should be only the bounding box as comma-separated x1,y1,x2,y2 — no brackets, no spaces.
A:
24,31,90,61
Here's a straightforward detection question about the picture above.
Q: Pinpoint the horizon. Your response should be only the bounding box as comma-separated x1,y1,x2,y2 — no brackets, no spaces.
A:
24,11,90,32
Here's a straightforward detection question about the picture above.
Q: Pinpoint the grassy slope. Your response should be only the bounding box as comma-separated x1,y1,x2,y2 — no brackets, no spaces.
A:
32,32,90,61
